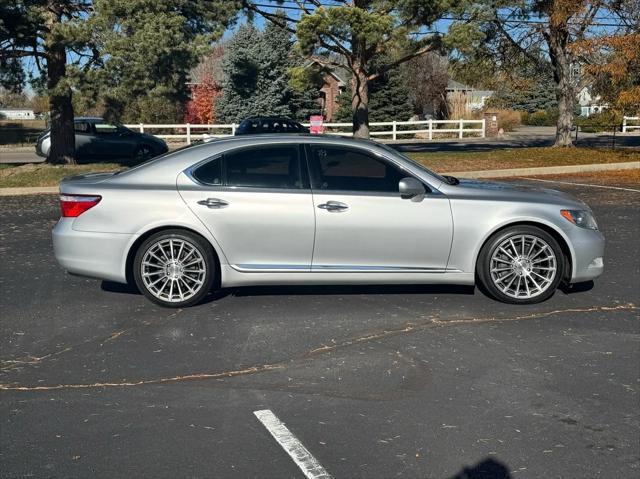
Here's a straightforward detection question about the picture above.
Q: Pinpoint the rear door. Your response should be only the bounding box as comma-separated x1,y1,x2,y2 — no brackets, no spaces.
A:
177,144,315,271
308,144,453,271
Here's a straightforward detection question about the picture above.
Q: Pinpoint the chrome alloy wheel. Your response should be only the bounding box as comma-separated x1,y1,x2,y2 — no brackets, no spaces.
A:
489,234,557,299
140,238,206,303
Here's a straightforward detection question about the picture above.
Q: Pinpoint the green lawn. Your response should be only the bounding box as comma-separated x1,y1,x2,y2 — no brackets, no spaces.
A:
0,163,123,188
406,147,640,173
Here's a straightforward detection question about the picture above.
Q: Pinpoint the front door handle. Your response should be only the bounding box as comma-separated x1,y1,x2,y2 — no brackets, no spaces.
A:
318,200,348,212
197,198,229,209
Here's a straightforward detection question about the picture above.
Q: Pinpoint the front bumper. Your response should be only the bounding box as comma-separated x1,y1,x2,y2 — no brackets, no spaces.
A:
569,227,605,283
52,218,135,283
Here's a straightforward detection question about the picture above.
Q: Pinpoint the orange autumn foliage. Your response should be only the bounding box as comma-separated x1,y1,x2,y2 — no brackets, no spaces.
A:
573,33,640,113
184,74,221,124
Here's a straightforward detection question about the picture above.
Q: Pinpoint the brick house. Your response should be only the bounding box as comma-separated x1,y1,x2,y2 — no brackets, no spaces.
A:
308,60,348,121
318,68,346,121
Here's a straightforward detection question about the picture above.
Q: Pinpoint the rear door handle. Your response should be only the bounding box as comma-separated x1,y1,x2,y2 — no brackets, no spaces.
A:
197,198,229,209
318,201,348,212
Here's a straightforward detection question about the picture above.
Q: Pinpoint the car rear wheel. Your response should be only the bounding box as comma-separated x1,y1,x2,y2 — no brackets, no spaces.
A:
477,226,564,304
133,230,215,308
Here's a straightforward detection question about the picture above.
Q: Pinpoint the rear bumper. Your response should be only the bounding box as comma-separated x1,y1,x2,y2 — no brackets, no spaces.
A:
569,227,605,283
52,218,134,283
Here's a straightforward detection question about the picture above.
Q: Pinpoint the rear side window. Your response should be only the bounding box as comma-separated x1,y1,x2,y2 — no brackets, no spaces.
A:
192,157,223,185
308,145,405,192
226,145,301,189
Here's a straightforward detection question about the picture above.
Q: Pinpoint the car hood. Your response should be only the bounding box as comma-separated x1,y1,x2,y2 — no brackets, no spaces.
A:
442,178,588,208
138,132,166,144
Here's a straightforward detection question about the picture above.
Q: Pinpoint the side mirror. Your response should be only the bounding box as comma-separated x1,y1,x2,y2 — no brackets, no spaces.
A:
399,177,426,199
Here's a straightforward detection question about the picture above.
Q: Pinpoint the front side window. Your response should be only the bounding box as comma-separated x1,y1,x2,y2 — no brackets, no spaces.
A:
226,145,302,189
308,145,406,193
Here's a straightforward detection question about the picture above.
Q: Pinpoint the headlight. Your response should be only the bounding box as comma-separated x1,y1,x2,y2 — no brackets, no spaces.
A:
561,209,598,230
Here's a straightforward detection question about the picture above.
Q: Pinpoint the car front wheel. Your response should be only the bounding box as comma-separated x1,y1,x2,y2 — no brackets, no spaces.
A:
477,225,565,304
133,230,215,308
133,144,154,162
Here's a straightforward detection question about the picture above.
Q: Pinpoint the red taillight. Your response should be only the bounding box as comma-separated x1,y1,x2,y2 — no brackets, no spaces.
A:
60,194,102,217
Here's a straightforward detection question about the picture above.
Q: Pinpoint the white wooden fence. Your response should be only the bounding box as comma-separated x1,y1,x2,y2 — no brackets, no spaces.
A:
622,116,640,133
123,119,486,145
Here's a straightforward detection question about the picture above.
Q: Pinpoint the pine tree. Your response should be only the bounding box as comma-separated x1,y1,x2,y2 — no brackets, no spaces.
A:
334,62,413,122
216,22,319,123
368,66,413,122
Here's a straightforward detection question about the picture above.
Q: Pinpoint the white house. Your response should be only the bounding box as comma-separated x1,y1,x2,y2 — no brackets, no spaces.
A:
446,80,494,111
0,108,36,120
577,86,608,117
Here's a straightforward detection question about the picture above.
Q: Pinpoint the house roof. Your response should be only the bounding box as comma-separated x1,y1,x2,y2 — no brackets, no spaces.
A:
306,58,348,86
446,79,475,91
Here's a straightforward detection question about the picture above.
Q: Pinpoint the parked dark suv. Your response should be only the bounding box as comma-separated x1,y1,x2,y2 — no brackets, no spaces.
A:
36,117,168,162
234,117,309,135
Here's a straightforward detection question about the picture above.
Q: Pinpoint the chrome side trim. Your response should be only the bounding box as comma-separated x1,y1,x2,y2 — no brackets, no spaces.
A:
233,264,310,272
232,264,463,273
313,265,449,273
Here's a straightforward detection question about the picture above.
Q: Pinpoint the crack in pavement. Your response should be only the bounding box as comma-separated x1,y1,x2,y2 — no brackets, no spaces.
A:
0,304,636,393
0,309,185,372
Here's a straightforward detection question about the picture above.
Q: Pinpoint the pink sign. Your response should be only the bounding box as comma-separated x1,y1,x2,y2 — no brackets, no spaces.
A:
309,115,324,134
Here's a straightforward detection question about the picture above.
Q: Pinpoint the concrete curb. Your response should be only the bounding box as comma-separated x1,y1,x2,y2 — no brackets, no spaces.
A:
0,186,58,196
0,161,638,196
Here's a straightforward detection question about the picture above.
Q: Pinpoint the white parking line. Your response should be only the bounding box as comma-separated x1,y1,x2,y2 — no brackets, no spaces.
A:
254,409,333,479
520,177,640,192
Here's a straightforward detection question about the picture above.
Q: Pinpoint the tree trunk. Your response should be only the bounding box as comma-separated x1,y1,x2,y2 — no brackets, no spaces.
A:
547,25,574,147
351,62,370,139
44,9,76,164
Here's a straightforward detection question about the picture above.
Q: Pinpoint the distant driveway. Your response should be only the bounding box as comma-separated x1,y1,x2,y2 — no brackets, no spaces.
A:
0,149,43,164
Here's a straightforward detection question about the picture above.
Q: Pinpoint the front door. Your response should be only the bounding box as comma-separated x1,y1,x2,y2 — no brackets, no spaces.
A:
308,144,453,272
178,144,315,271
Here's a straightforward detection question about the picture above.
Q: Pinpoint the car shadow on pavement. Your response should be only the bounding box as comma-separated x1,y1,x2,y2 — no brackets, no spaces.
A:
227,283,476,297
448,457,512,479
559,280,595,295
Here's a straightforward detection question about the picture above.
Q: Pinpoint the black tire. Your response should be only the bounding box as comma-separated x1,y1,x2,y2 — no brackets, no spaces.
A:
476,225,565,304
133,229,216,308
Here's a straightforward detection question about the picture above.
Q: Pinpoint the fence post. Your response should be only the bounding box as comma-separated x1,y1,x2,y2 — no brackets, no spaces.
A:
481,119,486,138
392,120,397,141
428,119,433,140
139,123,144,133
459,119,464,139
622,116,627,133
231,123,237,136
186,123,191,145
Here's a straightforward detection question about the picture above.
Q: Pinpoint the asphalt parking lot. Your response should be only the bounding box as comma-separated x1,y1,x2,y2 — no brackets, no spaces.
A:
1,172,638,478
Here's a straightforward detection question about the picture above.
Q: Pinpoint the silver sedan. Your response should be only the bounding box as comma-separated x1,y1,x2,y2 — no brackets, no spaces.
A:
52,135,604,307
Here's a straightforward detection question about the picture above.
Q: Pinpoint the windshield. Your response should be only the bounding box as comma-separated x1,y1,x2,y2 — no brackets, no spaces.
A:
376,143,448,184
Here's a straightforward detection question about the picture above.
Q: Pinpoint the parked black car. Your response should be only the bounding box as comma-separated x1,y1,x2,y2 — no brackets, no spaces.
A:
234,117,309,135
35,117,168,162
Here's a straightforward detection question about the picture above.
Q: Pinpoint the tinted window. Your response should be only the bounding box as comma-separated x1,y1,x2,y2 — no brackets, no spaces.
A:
95,123,119,134
192,157,222,185
74,122,91,133
236,118,308,135
309,146,405,192
225,145,302,189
